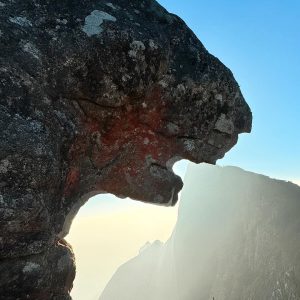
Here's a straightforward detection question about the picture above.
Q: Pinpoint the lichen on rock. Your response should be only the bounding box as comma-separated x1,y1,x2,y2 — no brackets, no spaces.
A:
82,10,117,36
0,0,251,298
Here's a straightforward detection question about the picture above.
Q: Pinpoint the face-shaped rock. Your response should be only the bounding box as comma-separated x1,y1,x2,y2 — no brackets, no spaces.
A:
0,0,251,298
0,0,252,245
65,0,252,206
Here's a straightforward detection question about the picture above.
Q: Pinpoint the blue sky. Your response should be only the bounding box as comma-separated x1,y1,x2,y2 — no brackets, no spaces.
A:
80,1,300,215
157,0,300,181
159,0,300,179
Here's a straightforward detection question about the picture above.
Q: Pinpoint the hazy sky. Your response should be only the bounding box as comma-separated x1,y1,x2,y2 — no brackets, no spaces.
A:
67,2,300,299
67,198,179,300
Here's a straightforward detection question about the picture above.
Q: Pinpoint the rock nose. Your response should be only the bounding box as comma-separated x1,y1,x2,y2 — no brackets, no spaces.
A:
235,93,252,134
149,163,183,206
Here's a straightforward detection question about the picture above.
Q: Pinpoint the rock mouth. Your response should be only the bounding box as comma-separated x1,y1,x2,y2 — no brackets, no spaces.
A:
148,163,183,205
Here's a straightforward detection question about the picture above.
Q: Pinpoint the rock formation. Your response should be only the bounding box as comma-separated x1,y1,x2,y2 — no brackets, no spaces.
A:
100,164,300,300
0,0,251,299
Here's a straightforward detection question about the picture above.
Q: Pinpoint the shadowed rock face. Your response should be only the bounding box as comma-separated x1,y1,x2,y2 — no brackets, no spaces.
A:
0,0,251,298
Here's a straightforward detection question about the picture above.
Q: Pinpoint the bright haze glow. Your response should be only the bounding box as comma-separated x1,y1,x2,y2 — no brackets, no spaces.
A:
99,163,300,300
66,160,188,300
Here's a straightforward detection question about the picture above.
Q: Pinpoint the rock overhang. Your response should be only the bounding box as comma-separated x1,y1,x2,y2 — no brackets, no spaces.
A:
0,0,252,298
65,1,252,205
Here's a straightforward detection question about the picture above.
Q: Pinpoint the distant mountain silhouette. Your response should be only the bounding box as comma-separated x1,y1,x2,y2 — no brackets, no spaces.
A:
100,164,300,300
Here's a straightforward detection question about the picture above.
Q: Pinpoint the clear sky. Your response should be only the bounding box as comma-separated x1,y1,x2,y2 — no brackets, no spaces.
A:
67,2,300,299
157,0,300,182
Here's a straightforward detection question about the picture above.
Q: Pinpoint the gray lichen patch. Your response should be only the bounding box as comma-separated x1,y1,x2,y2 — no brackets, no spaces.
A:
149,39,158,50
57,255,70,272
9,16,32,27
23,262,40,274
128,40,145,58
0,159,11,173
167,122,179,135
106,3,117,10
184,140,196,151
215,114,234,134
82,10,116,37
215,94,223,102
22,42,41,60
56,18,68,25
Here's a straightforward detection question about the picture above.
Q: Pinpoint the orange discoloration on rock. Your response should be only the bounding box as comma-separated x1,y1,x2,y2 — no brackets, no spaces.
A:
63,167,80,197
65,87,179,201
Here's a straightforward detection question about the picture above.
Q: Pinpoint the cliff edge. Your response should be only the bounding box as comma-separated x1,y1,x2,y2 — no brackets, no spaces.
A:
100,164,300,300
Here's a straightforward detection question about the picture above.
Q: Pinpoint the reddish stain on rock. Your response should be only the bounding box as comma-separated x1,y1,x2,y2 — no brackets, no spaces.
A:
63,167,80,197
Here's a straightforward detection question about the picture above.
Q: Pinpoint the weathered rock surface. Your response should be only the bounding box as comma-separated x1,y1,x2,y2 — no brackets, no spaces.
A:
0,0,251,298
100,164,300,300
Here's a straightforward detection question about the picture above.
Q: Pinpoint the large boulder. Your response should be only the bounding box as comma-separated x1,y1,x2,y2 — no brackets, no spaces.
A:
0,0,251,298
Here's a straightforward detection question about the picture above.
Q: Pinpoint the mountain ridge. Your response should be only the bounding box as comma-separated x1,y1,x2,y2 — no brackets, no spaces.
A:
100,164,300,300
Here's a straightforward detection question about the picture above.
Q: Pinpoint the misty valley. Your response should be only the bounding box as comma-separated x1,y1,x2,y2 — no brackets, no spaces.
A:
68,164,300,300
